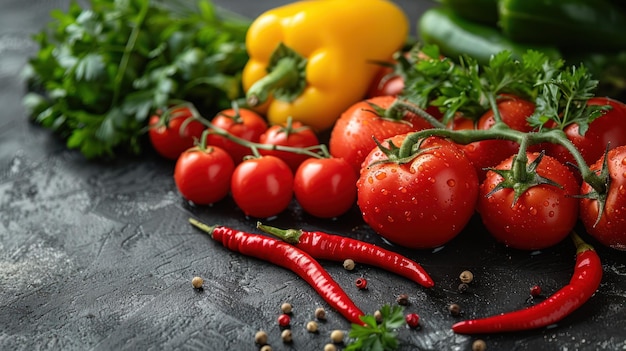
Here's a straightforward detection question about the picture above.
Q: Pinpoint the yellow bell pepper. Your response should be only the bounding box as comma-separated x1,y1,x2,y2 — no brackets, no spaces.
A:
242,0,409,131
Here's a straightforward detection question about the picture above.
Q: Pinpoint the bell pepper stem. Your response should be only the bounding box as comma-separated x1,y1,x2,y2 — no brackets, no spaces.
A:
246,57,302,107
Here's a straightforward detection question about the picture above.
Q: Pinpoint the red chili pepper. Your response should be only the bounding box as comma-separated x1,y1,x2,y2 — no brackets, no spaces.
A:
452,232,602,334
256,222,434,288
189,218,366,326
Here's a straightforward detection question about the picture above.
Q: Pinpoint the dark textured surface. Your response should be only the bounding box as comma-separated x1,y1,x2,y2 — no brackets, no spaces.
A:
1,1,626,350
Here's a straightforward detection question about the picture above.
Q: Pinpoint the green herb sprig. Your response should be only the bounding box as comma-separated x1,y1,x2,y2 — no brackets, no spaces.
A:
345,304,406,351
22,0,251,159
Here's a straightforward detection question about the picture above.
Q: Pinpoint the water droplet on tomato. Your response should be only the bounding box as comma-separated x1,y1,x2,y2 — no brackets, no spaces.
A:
543,200,550,207
367,176,374,184
404,211,412,222
381,189,388,195
375,171,387,180
387,216,394,223
548,211,555,217
621,157,626,165
529,207,537,215
428,177,436,183
399,187,407,193
447,179,456,187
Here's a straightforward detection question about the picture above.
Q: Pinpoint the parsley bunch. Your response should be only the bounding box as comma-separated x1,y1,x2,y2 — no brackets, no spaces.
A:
23,0,250,159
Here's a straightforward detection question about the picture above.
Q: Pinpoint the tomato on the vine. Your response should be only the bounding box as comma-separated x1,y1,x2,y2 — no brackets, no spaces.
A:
330,95,435,175
357,136,479,249
294,157,357,218
148,107,205,160
547,97,626,168
478,152,580,250
206,107,268,164
458,97,536,181
259,120,320,172
367,66,405,98
230,155,294,218
579,145,626,250
174,146,234,205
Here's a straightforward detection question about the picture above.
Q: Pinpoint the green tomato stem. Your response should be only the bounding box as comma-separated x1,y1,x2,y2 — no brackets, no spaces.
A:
389,99,446,128
179,103,329,159
398,125,607,194
512,133,530,182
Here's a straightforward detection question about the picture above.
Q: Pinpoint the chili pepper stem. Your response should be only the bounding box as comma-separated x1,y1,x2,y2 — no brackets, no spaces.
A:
189,217,217,238
571,231,595,254
257,222,303,244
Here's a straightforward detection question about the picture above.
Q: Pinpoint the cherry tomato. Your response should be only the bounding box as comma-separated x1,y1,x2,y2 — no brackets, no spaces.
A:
259,120,320,172
547,97,626,168
330,95,435,175
174,146,234,205
294,157,357,218
357,137,479,249
367,66,405,98
478,152,580,250
148,108,205,160
579,145,626,250
206,108,268,164
460,97,536,181
230,156,294,218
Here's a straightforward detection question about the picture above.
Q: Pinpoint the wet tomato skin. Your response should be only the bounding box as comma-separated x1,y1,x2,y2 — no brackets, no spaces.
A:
579,145,626,250
478,152,580,250
329,95,434,176
357,137,479,249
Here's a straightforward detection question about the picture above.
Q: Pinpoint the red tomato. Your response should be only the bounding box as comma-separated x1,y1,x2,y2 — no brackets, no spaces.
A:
294,157,357,218
579,145,626,250
230,156,294,218
148,108,206,160
460,97,536,181
367,66,405,98
360,133,410,172
357,137,479,249
206,108,268,164
547,97,626,167
174,146,234,205
478,152,580,250
329,95,435,175
259,121,320,172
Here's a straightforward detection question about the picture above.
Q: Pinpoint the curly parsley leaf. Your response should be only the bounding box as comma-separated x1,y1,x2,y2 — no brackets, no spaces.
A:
402,47,563,123
22,0,250,159
345,304,405,351
528,65,609,134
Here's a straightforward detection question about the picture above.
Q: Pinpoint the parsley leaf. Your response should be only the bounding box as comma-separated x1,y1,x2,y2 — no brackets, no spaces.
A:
345,305,405,351
23,0,250,159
